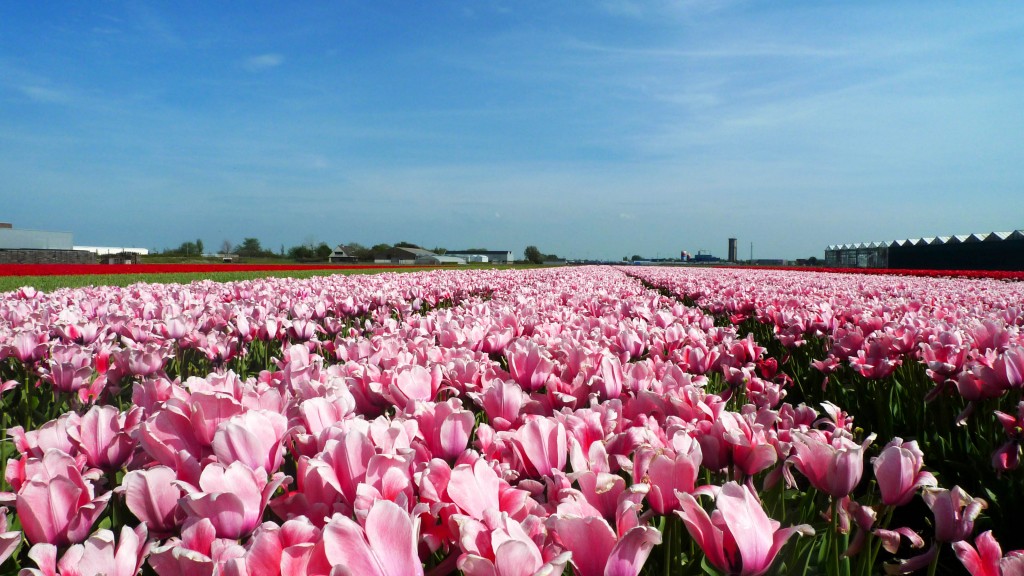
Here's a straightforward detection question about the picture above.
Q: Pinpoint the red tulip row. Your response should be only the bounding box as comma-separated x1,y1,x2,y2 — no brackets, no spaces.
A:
0,267,1021,575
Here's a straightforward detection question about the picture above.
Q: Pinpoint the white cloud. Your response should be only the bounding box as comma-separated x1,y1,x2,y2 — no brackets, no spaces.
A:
244,53,284,71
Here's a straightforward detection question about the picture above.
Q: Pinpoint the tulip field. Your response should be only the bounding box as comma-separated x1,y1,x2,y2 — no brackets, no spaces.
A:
1,266,1023,575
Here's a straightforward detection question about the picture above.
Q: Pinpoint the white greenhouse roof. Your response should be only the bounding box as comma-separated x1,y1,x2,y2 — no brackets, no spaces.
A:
829,229,1024,251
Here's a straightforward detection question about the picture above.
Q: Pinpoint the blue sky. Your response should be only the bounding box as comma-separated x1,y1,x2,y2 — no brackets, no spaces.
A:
2,1,1022,260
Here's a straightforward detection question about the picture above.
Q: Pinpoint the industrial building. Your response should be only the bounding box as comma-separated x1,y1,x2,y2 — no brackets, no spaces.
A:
0,223,94,264
445,250,515,264
825,230,1024,270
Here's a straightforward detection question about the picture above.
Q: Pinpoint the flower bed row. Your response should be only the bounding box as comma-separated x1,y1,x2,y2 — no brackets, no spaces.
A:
0,264,415,278
0,267,1021,575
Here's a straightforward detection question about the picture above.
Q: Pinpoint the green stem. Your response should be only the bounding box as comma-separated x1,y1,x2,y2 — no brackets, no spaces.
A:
664,515,672,576
831,499,840,576
927,546,940,576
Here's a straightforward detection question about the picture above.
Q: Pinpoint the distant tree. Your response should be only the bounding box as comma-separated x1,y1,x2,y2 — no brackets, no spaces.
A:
807,256,819,266
623,256,628,262
236,238,264,257
316,242,333,260
220,239,233,255
370,243,393,259
347,242,371,260
164,240,199,256
287,245,315,260
394,241,420,249
196,239,204,255
630,254,643,262
524,246,544,265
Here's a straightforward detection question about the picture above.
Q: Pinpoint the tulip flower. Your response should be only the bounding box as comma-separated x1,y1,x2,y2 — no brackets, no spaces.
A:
872,437,937,506
122,466,186,535
992,401,1024,472
505,340,556,392
677,482,813,576
632,433,703,515
321,499,424,576
512,416,568,478
953,530,1024,576
548,514,662,576
15,450,111,546
235,518,322,576
178,461,288,540
19,524,150,576
457,513,570,576
922,486,987,543
0,507,20,567
67,404,141,472
790,429,876,498
148,518,246,576
211,408,289,474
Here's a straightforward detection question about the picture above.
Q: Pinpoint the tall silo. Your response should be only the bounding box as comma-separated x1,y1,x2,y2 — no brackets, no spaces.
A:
728,238,738,262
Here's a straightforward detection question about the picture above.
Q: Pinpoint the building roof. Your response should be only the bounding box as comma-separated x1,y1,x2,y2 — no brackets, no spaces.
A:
828,229,1024,251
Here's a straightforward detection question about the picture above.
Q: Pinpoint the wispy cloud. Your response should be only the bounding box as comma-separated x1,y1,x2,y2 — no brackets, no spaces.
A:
244,53,285,71
566,38,847,60
17,85,70,104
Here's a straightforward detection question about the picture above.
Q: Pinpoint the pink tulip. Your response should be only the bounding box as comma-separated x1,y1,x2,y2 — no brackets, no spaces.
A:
122,466,186,535
456,513,570,576
993,401,1024,472
790,429,875,498
178,461,288,540
872,437,937,506
322,499,424,576
0,507,20,567
632,433,703,515
9,412,80,459
480,379,526,431
410,398,474,462
922,486,987,543
952,530,1024,576
42,343,95,394
677,482,814,576
188,392,245,447
447,459,501,521
548,514,662,576
505,341,556,392
236,518,322,576
211,409,289,474
512,417,567,478
67,405,141,472
7,330,48,364
137,405,207,473
19,524,149,576
15,449,111,546
148,518,246,576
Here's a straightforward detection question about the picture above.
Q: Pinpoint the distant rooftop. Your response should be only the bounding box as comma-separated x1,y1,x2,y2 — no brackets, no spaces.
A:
827,229,1024,251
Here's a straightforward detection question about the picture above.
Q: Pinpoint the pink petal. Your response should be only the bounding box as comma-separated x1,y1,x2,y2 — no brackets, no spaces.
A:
606,525,663,576
364,500,423,576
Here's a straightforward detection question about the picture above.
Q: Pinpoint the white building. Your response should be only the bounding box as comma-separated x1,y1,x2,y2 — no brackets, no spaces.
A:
74,246,150,256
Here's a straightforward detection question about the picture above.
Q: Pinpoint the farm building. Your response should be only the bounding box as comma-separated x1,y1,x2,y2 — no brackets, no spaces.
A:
375,246,438,264
415,255,466,265
328,245,359,263
0,224,94,264
446,250,515,264
825,230,1024,270
75,246,150,256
